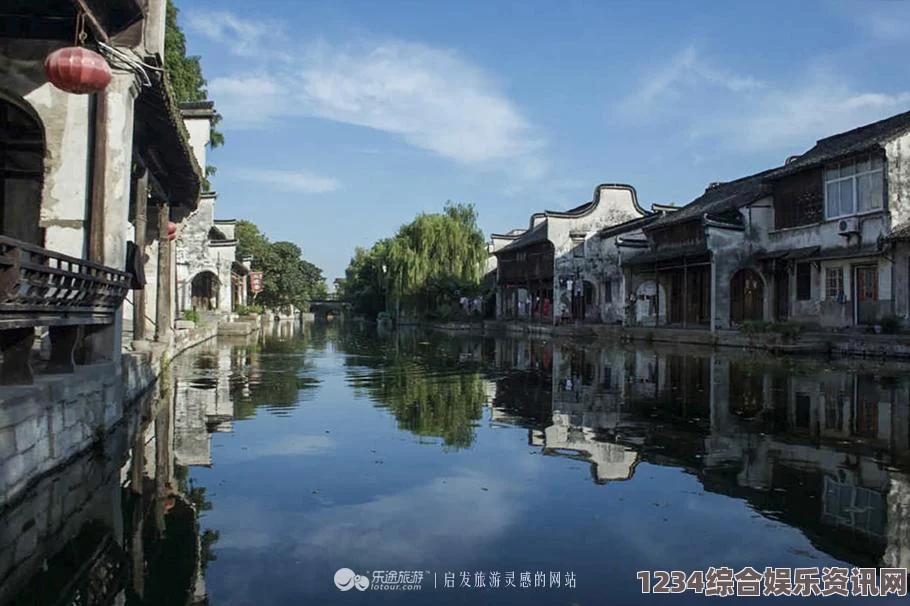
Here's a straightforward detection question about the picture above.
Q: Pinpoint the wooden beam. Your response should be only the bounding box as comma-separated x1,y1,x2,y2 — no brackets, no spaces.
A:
70,0,110,43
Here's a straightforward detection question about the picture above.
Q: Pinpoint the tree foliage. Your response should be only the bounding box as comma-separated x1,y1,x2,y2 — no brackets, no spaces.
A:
164,0,224,189
235,220,327,313
339,329,486,448
338,202,486,318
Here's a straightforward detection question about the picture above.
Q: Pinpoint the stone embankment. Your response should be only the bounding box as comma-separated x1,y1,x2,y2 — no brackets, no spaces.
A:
0,317,259,513
434,320,910,360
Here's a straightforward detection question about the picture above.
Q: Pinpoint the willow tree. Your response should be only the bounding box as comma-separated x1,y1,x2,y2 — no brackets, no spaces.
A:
340,201,485,318
386,202,485,316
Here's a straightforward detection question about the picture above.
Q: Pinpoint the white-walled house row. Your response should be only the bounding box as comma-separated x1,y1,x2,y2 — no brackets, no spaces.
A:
619,109,910,332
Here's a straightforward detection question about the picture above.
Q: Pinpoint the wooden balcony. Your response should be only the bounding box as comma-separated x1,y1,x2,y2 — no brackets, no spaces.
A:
0,236,131,385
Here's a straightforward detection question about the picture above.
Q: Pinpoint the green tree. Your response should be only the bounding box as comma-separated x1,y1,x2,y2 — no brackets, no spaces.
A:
235,220,327,312
164,0,224,188
339,202,486,319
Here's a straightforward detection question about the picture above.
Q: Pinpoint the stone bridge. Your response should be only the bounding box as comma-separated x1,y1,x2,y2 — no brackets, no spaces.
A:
308,299,352,321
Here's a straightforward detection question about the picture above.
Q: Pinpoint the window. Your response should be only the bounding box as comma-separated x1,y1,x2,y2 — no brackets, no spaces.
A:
796,263,811,301
604,279,613,304
603,366,612,390
572,241,585,257
824,154,884,219
825,267,844,300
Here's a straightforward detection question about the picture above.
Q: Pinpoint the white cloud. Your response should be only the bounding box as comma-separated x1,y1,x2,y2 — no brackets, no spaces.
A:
187,11,288,59
199,20,545,179
235,168,342,194
618,46,910,155
617,46,764,121
688,71,910,154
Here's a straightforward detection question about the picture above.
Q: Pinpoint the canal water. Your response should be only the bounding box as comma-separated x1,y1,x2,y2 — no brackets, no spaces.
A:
2,322,909,605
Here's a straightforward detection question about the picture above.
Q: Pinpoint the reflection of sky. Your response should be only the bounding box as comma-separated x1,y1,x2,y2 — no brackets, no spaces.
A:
190,345,906,606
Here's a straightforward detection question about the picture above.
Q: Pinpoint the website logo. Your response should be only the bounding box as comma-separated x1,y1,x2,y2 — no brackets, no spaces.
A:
335,568,370,592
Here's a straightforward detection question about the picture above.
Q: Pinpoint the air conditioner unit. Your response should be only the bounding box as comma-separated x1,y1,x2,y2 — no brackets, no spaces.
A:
838,217,860,235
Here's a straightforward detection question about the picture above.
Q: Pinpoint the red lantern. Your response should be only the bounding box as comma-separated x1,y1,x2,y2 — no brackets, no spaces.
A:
45,47,112,94
168,221,177,241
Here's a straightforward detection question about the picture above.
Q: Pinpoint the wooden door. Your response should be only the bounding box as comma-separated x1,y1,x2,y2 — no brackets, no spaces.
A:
853,265,878,325
731,269,764,324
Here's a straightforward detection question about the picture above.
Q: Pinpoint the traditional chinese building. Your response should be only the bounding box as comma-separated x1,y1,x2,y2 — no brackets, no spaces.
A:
0,0,206,509
620,109,910,331
492,184,652,323
756,111,910,328
174,102,248,318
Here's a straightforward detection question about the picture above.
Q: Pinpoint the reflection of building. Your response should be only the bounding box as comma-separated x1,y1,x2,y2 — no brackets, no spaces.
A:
0,364,208,605
489,336,910,568
701,351,910,567
531,413,639,483
174,342,237,467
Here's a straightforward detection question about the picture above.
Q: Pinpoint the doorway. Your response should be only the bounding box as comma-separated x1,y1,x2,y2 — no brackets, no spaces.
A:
853,265,878,325
730,268,764,324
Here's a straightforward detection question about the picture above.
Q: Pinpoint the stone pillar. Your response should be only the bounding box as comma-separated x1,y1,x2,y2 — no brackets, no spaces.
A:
155,201,171,343
83,71,139,364
132,168,149,345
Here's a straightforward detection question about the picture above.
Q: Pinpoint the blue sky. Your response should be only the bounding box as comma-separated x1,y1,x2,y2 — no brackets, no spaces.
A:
179,0,910,286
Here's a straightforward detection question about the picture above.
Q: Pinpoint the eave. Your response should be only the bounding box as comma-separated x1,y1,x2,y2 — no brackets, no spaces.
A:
134,71,203,214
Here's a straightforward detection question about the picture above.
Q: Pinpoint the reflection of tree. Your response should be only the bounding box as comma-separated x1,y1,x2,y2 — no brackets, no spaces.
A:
371,363,485,448
339,328,487,448
173,465,221,579
230,335,321,420
200,529,220,571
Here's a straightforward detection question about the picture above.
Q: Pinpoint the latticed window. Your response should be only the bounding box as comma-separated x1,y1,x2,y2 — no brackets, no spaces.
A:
825,267,844,300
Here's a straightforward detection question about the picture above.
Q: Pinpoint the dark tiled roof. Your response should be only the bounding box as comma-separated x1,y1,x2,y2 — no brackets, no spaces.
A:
494,221,548,254
135,74,203,208
547,200,595,215
646,168,778,230
773,108,910,177
597,214,660,239
179,100,215,110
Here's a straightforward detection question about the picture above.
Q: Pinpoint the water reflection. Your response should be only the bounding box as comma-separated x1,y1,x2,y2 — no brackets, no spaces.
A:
0,331,265,605
2,326,909,605
339,328,910,571
531,341,910,570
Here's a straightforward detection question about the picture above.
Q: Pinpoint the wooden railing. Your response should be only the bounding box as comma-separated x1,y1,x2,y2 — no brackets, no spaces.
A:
0,236,132,385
